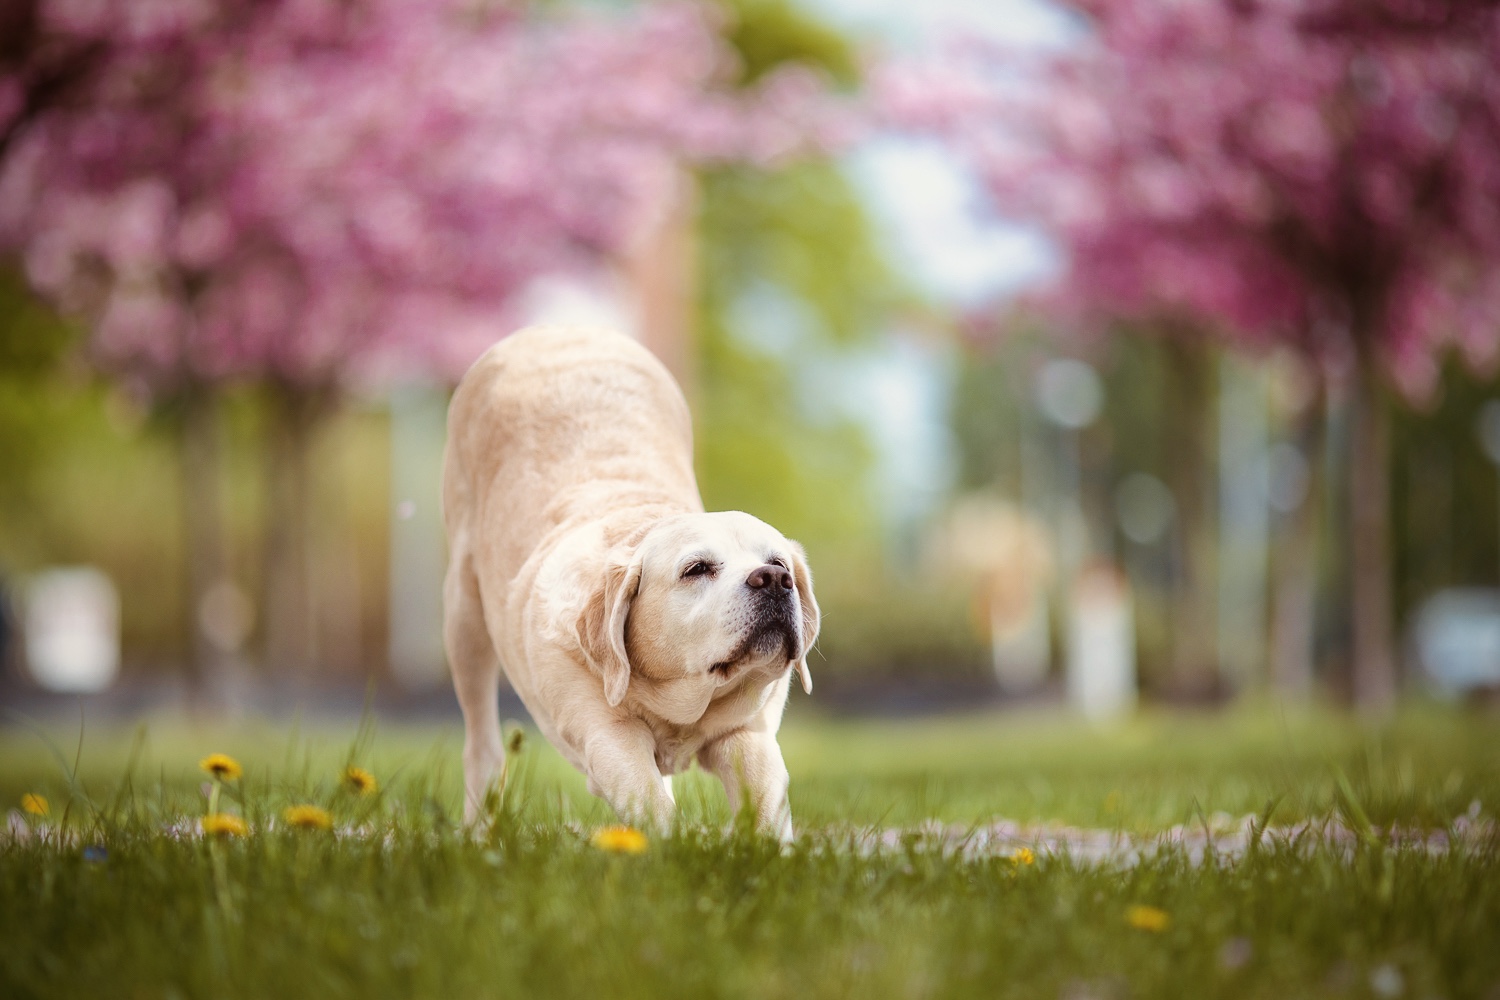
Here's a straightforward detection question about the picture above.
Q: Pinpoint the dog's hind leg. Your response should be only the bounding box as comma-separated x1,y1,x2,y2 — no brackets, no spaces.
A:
445,542,505,825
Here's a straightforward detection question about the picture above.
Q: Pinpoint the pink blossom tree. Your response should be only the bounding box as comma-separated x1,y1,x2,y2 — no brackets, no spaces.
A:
0,0,837,680
886,0,1500,710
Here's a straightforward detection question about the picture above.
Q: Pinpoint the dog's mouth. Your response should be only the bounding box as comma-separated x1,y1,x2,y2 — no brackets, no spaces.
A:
709,621,798,680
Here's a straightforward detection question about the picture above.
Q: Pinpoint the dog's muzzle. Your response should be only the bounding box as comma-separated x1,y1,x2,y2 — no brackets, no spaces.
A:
710,582,800,679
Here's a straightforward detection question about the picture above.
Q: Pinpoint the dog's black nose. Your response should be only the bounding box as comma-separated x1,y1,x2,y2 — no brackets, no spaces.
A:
746,564,793,592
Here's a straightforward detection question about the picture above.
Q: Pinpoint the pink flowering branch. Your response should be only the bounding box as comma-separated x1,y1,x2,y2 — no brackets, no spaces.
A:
1,0,845,395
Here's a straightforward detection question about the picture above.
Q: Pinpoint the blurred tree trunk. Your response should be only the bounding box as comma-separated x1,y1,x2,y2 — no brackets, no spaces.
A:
1163,336,1218,694
1269,385,1324,699
624,169,697,398
1346,351,1397,713
311,426,365,678
179,386,230,690
261,384,331,677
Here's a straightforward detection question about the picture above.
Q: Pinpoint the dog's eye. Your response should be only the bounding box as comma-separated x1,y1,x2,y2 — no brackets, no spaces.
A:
768,557,789,571
681,561,715,580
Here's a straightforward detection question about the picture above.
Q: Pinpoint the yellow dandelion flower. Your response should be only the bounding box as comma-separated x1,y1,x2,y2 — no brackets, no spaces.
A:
282,805,333,831
199,753,243,781
1009,847,1035,866
20,793,49,817
1126,905,1171,932
201,813,249,837
590,825,649,855
342,766,377,796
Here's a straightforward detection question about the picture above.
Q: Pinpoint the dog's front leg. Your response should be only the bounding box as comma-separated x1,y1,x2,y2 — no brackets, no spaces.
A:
583,720,675,832
699,729,793,843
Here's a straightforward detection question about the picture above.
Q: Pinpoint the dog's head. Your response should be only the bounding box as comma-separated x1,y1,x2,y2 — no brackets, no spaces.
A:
574,511,819,720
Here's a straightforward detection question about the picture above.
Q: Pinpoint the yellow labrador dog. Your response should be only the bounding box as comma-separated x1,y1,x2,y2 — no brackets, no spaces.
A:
442,325,819,839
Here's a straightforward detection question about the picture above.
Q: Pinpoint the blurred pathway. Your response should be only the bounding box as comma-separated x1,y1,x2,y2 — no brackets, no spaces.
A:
858,810,1494,865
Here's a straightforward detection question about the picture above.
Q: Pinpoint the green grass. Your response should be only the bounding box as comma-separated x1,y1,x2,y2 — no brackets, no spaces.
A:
1,705,1497,999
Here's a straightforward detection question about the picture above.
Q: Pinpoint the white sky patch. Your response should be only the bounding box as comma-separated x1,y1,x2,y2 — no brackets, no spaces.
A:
727,281,814,359
799,0,1078,310
845,137,1061,309
843,338,960,524
798,0,1081,52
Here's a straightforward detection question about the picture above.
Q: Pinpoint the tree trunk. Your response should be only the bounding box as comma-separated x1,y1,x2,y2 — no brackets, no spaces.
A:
311,427,365,678
1164,338,1218,695
261,384,328,678
1347,356,1397,713
1269,388,1324,700
178,387,231,692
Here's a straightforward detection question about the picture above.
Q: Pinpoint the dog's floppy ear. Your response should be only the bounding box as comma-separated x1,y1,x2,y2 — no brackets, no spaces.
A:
788,540,820,695
574,549,643,707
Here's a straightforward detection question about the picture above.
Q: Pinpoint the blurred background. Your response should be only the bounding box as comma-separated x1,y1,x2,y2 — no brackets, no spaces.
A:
2,0,1499,721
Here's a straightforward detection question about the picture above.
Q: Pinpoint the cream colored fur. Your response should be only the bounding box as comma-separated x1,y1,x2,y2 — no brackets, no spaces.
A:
442,326,819,839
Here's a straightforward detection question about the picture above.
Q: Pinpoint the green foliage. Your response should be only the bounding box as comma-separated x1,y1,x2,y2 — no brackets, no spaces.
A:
948,329,1192,524
695,160,892,559
810,581,989,684
0,270,85,503
719,0,861,87
0,274,189,657
0,275,395,664
948,341,1027,494
699,159,894,348
1389,351,1500,618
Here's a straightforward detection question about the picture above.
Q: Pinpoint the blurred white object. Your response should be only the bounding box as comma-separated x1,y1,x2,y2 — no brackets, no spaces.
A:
1035,358,1103,430
25,567,120,693
1114,473,1175,545
991,593,1051,692
1412,589,1500,696
1067,564,1136,719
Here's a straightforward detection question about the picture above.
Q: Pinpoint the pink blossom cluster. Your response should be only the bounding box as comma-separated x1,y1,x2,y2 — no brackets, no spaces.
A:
882,0,1500,396
0,0,842,392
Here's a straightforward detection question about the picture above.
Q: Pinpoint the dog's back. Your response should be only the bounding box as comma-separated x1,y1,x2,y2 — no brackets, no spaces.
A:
442,326,699,589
